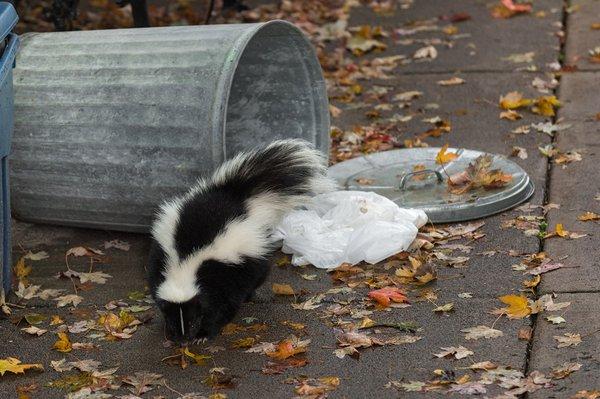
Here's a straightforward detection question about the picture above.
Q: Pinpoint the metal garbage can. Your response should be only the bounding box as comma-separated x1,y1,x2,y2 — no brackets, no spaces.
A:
10,20,329,233
0,2,18,295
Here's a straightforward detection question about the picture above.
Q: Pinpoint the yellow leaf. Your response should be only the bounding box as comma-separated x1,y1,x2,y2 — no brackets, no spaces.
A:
358,317,376,329
50,315,64,325
435,144,458,165
555,223,568,237
578,212,600,221
52,332,72,353
0,357,43,376
14,257,31,283
522,275,541,288
183,347,211,365
499,91,533,110
499,294,531,319
272,283,295,296
532,96,561,116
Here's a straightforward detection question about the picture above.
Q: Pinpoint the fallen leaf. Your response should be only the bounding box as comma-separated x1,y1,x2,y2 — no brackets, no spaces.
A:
77,271,112,284
368,287,408,307
551,362,582,379
0,358,43,376
14,257,32,283
578,212,600,221
21,326,47,336
554,333,582,348
462,325,504,340
501,110,522,120
393,91,422,102
511,146,528,160
434,346,473,359
272,283,295,296
532,95,561,116
435,144,459,165
53,332,73,353
413,45,437,60
499,294,531,319
122,371,164,396
546,315,566,324
500,91,533,110
518,327,533,341
433,303,454,313
23,251,49,261
183,347,211,365
437,77,465,86
522,275,541,288
266,336,310,360
54,294,83,308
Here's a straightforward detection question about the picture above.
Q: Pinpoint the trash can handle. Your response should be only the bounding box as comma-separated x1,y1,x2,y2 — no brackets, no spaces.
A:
399,169,444,190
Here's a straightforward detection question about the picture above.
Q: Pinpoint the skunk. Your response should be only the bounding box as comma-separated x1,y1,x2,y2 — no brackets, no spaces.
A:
147,139,333,342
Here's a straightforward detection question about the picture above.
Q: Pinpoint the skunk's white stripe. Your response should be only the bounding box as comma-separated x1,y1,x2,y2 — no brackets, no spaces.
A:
155,193,288,303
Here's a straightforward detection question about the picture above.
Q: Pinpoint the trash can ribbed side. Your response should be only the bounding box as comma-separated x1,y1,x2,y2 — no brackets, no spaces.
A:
10,21,329,232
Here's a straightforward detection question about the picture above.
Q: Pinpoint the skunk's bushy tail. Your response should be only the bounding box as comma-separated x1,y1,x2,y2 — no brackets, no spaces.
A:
207,139,335,204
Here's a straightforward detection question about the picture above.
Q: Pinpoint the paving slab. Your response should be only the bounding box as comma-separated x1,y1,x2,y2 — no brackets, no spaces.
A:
347,0,562,73
528,293,600,399
538,72,600,294
555,72,600,121
565,0,600,71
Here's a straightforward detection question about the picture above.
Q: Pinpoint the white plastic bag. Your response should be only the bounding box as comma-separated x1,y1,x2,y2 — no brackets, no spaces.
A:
274,191,428,269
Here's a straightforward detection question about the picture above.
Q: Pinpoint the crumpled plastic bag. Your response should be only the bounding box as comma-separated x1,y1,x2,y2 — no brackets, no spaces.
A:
273,191,428,269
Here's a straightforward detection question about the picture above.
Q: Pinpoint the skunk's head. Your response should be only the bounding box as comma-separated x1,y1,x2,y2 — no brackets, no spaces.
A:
147,240,234,342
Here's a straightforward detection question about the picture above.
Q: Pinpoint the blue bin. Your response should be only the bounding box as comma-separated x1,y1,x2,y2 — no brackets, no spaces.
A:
0,2,18,295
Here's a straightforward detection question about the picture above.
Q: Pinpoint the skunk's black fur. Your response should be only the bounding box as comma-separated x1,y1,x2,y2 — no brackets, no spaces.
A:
147,139,333,342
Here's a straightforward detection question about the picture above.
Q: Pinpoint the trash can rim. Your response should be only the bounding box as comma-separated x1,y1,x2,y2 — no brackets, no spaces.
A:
213,19,329,166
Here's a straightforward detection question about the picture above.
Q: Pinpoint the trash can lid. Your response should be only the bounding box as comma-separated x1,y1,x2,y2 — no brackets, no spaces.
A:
327,147,534,223
0,2,17,42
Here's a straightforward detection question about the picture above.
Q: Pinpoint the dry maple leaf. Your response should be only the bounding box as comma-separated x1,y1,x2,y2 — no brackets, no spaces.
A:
21,326,47,336
77,271,112,284
368,287,408,307
499,294,532,319
449,155,512,194
122,371,164,396
578,212,600,221
433,346,473,359
554,333,582,348
54,294,83,308
295,376,340,396
462,325,504,340
0,358,43,376
266,336,310,360
435,144,458,165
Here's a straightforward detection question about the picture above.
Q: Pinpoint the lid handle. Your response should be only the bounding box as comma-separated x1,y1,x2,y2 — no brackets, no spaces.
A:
399,169,444,190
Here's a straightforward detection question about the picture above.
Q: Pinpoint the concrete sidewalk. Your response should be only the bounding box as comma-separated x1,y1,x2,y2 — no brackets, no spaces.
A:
1,1,599,398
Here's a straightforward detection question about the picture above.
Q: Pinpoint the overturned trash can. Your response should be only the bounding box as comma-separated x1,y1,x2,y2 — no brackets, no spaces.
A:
11,20,329,232
0,2,18,294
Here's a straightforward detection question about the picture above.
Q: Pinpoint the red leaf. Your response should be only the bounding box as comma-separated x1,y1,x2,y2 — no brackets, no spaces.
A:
368,287,408,307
